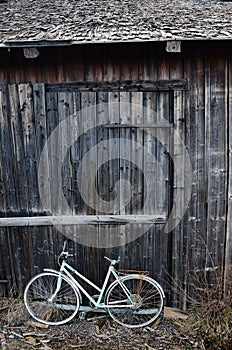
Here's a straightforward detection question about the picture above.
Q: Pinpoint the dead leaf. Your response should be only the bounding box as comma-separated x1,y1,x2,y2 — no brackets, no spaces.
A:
25,336,37,345
27,320,49,328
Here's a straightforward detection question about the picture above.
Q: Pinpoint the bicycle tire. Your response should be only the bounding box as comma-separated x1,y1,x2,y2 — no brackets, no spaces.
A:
24,272,80,326
105,275,164,328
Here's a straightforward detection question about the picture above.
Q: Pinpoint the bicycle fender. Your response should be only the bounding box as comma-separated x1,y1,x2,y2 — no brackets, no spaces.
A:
124,274,165,300
106,275,165,300
43,268,60,274
143,276,166,300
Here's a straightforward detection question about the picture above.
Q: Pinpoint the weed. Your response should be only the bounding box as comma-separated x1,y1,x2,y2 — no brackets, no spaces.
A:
166,236,232,350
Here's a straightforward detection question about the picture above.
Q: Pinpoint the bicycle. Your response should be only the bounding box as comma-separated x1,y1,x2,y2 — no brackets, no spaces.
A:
24,240,165,328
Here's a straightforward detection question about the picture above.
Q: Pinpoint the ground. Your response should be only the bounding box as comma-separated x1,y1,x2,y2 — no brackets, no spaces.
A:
0,298,205,350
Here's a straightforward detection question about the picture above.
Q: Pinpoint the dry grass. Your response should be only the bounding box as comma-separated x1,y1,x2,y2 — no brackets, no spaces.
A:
186,272,232,350
167,237,232,350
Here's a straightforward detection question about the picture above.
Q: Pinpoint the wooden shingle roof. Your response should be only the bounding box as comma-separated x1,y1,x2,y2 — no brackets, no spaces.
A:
1,0,232,46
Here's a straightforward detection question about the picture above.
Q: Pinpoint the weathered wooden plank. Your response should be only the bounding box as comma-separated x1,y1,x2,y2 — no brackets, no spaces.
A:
0,87,7,213
156,92,173,282
129,91,144,268
171,90,186,307
224,56,232,291
213,56,228,271
33,83,50,212
0,215,166,227
0,228,15,296
45,90,59,214
57,90,74,214
79,91,97,216
0,85,18,213
96,91,111,249
119,91,130,217
0,161,4,213
8,84,28,213
107,91,124,253
84,46,96,82
0,228,8,296
143,91,158,275
75,91,99,263
157,59,170,80
187,54,207,279
130,91,143,215
18,83,39,212
205,54,227,281
70,91,83,214
102,123,172,128
46,80,188,92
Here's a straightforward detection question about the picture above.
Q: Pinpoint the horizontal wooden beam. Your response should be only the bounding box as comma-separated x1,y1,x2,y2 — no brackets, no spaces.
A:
102,123,172,129
46,79,188,92
0,215,166,227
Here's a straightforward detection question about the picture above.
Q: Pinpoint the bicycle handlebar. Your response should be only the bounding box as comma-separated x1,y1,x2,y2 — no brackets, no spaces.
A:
60,241,120,266
57,240,73,265
104,256,120,265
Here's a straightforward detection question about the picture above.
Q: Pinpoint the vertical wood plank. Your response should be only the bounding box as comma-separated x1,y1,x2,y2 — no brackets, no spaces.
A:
8,84,28,213
130,92,145,270
205,53,227,284
0,85,18,213
170,90,187,307
96,91,110,282
108,91,123,257
70,91,83,215
33,83,50,212
18,83,39,212
57,90,74,214
224,54,232,291
45,90,59,214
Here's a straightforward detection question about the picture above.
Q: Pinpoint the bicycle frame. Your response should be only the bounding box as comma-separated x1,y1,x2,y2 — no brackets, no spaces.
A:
45,260,135,309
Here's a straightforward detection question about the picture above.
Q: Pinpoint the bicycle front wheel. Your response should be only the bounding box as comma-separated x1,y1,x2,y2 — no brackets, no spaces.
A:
106,275,164,328
24,272,80,326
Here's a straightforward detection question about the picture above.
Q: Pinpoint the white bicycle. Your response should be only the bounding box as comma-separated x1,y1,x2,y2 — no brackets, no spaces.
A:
24,240,165,328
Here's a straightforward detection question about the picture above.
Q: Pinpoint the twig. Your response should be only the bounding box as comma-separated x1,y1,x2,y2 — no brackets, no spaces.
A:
10,330,24,339
0,306,8,312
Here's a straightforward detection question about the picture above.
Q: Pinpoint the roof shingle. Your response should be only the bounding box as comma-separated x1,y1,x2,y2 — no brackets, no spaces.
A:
1,0,232,46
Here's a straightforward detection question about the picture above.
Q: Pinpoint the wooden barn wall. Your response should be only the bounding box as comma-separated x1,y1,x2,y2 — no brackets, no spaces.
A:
0,41,231,307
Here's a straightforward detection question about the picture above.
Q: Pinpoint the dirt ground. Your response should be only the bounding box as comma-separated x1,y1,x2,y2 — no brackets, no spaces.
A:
0,298,204,350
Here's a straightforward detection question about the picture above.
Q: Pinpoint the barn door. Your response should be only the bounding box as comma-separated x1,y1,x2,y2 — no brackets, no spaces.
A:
43,84,178,277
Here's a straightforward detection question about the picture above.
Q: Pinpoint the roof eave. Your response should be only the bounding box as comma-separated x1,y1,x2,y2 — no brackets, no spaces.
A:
1,36,232,48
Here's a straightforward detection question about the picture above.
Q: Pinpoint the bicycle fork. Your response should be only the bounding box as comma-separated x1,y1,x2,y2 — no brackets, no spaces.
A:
47,273,63,302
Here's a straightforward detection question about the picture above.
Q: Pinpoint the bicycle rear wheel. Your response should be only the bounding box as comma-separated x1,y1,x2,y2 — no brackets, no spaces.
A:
24,272,80,325
106,275,164,328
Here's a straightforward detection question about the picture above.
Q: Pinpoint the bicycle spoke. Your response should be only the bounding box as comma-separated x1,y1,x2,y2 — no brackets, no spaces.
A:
24,273,79,326
106,275,164,328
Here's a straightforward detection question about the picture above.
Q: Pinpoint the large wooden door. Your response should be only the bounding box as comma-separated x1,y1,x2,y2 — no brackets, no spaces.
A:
41,83,176,278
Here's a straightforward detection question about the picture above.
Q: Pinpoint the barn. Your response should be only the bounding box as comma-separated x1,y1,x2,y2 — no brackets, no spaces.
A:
0,0,231,308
